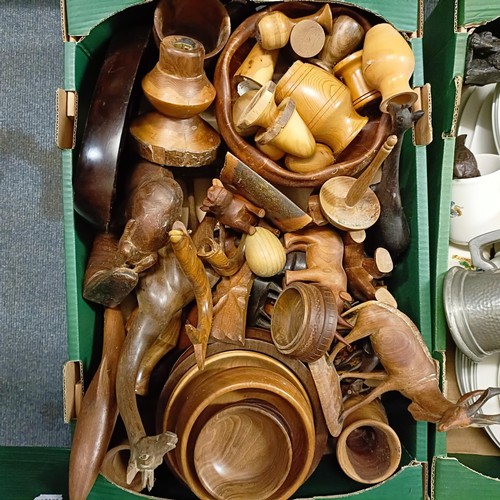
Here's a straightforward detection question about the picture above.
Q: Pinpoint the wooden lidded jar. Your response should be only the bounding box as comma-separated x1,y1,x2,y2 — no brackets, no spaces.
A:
361,23,418,113
275,61,368,156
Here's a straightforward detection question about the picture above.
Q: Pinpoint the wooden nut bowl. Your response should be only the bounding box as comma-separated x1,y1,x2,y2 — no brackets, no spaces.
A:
213,2,392,188
156,331,329,475
271,282,338,362
193,401,293,500
165,366,316,500
153,0,231,63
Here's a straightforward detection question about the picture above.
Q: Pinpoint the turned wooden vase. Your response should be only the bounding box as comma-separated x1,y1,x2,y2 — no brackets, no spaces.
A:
361,23,418,113
336,396,401,484
275,61,368,156
142,35,216,118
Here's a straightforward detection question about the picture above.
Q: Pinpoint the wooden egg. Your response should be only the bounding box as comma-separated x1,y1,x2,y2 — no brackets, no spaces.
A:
244,226,286,277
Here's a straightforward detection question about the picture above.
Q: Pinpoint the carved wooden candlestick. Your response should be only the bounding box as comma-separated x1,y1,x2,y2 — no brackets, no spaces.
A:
255,5,333,50
362,23,418,113
319,134,397,231
236,80,316,158
275,61,368,156
130,35,220,167
334,50,381,111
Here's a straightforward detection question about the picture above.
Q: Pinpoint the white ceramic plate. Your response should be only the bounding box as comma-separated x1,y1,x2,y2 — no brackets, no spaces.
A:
458,86,476,124
455,350,500,448
469,86,497,155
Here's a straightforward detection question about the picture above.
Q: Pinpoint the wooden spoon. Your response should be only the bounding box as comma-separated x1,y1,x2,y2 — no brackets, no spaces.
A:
319,134,397,231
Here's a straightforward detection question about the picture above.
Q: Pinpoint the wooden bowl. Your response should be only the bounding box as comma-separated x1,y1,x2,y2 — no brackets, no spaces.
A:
193,401,293,499
213,2,392,188
162,365,316,500
156,331,329,472
153,0,231,63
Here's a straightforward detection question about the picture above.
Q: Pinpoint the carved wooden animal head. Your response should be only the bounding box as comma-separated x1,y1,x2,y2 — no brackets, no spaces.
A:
200,183,233,213
437,387,500,432
387,102,424,136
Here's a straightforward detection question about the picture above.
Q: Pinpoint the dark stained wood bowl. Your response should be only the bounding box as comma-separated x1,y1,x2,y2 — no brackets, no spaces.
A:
213,1,391,188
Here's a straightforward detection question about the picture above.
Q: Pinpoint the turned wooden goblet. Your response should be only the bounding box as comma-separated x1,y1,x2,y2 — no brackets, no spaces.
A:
334,50,381,111
236,80,316,158
362,23,418,113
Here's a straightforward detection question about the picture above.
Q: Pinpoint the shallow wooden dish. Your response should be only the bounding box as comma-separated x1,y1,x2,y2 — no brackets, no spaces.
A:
213,1,391,188
193,401,293,499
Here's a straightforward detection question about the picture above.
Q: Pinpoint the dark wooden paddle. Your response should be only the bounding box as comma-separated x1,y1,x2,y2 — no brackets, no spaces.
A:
74,24,153,231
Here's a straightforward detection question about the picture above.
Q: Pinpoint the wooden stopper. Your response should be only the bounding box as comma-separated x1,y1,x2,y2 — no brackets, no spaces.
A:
289,20,326,59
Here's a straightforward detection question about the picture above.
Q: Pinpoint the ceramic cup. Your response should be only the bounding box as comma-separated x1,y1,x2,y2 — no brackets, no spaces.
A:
449,153,500,246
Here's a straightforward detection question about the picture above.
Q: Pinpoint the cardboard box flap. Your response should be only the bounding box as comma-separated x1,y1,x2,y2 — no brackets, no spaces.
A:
61,0,152,39
63,360,84,423
458,0,500,29
413,83,433,146
55,88,77,150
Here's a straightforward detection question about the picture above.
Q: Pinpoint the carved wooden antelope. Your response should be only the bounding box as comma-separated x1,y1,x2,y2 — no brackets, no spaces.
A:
329,301,500,432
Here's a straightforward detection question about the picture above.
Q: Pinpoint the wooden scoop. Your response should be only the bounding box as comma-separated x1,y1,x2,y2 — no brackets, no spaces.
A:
319,135,397,231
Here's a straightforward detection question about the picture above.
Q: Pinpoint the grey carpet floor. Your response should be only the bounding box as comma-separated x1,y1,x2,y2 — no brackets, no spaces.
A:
0,0,71,447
